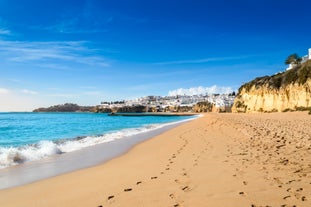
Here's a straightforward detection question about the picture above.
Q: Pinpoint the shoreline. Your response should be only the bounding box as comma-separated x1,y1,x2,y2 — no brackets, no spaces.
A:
108,112,198,116
0,112,310,206
0,116,196,190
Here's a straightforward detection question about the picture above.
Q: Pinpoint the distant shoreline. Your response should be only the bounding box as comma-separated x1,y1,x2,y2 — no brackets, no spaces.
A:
108,112,198,116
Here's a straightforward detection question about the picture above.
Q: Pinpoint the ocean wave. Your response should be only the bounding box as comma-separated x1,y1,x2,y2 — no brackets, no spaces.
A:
0,141,62,168
0,117,195,169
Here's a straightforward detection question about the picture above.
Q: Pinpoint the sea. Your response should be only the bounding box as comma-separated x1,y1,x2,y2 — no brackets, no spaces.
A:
0,112,194,169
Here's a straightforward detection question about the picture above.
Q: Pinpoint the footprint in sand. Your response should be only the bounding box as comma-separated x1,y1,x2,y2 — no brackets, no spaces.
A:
283,195,291,200
107,195,115,200
169,193,175,199
238,191,245,195
182,186,190,192
124,188,132,192
136,181,142,185
296,187,303,192
151,176,158,179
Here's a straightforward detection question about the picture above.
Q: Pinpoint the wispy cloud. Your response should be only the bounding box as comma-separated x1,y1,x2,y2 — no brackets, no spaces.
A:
38,1,148,35
42,18,109,34
6,78,21,83
0,28,10,35
0,88,38,96
154,55,252,65
45,93,78,98
83,91,102,96
0,17,11,36
21,89,38,95
0,40,110,67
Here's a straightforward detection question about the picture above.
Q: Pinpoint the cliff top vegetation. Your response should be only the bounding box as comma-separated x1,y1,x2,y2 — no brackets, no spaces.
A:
238,60,311,94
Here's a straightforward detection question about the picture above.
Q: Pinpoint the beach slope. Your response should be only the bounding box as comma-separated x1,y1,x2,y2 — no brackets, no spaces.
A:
0,112,311,206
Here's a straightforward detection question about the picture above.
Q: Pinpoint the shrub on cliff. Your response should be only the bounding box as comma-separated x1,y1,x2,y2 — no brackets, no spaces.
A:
285,53,302,65
298,61,311,85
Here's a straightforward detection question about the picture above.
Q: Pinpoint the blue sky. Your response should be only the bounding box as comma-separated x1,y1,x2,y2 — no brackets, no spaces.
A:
0,0,310,111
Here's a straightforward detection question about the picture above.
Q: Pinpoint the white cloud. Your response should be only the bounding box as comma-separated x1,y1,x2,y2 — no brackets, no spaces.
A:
154,55,251,65
0,28,10,35
83,91,101,96
0,17,11,35
44,21,108,34
21,89,38,95
0,40,110,67
168,85,235,96
0,88,10,95
46,93,78,98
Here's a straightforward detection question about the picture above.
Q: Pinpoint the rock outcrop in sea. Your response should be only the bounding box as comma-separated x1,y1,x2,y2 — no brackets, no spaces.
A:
232,60,311,113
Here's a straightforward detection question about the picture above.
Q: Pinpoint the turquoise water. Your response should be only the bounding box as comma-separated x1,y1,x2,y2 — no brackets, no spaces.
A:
0,112,193,168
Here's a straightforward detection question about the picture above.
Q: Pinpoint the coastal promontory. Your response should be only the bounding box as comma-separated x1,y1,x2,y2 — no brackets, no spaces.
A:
232,60,311,113
33,103,96,112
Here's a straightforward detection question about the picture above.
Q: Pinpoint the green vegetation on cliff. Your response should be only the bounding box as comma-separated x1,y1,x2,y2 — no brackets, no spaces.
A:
238,60,311,94
233,59,311,113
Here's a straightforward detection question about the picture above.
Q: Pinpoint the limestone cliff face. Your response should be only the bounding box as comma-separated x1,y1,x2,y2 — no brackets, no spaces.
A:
232,60,311,113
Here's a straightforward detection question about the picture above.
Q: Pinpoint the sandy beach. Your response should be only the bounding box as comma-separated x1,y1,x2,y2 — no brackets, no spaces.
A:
0,112,311,207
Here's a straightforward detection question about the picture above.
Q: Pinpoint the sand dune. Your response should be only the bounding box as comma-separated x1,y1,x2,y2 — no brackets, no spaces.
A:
0,112,310,207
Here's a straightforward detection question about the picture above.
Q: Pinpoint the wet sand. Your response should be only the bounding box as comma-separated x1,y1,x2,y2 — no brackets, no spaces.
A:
0,112,310,206
0,119,191,190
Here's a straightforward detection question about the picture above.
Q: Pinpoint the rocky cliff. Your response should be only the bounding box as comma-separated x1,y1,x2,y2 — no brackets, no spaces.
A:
232,60,311,113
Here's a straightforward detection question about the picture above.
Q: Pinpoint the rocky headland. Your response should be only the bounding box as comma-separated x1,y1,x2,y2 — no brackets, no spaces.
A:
232,60,311,113
33,103,96,112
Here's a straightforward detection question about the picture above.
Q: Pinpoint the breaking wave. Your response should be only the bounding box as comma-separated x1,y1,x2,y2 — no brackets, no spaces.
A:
0,117,195,169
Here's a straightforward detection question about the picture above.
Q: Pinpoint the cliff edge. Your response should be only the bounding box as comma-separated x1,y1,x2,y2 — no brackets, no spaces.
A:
232,60,311,113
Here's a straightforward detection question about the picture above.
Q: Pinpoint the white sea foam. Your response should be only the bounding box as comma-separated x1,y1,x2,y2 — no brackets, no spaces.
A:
0,117,196,169
0,141,62,168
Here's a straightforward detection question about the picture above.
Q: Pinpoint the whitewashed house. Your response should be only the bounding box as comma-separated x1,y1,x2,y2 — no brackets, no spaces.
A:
286,48,311,70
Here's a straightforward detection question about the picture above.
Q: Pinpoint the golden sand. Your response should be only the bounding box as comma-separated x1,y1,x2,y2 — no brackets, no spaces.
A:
0,112,311,207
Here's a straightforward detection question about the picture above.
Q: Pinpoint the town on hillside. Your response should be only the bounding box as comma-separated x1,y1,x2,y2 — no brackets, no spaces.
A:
285,48,311,70
99,93,236,113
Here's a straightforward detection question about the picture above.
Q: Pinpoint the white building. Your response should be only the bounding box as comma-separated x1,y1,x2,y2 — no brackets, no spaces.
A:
286,48,311,71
